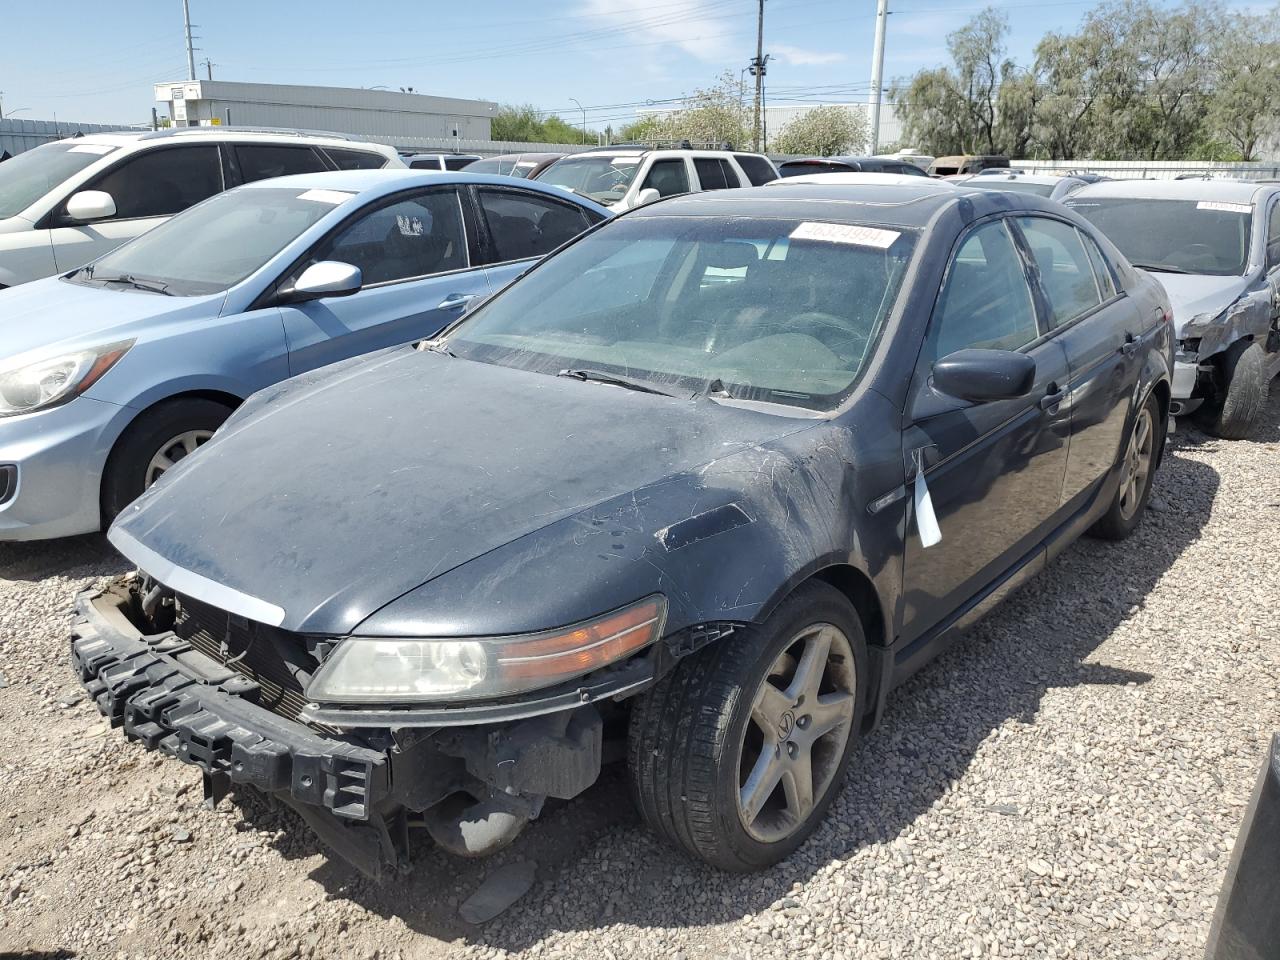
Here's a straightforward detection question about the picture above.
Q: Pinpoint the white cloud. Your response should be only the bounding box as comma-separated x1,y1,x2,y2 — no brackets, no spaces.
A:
772,43,846,66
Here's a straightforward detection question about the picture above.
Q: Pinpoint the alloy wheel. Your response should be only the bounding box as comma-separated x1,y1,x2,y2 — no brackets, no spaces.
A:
144,429,214,487
736,622,857,844
1118,405,1155,521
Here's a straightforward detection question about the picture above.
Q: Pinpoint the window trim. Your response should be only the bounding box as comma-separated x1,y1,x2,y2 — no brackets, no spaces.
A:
470,183,594,267
253,184,473,309
45,142,227,229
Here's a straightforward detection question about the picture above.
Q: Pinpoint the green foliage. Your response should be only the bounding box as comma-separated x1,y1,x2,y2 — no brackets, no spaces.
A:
892,1,1280,161
771,106,868,156
617,73,752,148
491,104,596,145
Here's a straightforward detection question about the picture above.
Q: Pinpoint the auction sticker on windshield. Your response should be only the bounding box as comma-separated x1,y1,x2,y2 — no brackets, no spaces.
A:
1197,201,1252,214
297,189,355,204
791,221,901,249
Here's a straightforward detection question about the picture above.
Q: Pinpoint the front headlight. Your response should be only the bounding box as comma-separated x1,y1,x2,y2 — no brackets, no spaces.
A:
306,595,667,704
0,340,133,417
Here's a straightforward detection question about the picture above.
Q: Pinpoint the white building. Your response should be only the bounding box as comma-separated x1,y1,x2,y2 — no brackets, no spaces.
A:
153,80,496,141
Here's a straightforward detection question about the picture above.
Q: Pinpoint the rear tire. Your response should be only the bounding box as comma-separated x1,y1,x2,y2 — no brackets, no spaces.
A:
627,581,867,871
1089,392,1162,541
1199,341,1269,440
101,398,233,525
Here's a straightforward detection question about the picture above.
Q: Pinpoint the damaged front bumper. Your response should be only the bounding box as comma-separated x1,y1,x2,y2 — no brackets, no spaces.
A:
69,580,615,878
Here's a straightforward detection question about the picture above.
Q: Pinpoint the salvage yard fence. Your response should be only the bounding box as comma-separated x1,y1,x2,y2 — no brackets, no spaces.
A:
0,117,146,156
1011,159,1280,180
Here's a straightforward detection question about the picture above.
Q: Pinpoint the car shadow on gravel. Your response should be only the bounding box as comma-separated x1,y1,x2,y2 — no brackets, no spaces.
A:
0,533,125,583
222,435,1223,951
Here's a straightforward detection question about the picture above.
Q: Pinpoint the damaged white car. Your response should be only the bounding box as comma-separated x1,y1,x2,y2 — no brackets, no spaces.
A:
1068,179,1280,438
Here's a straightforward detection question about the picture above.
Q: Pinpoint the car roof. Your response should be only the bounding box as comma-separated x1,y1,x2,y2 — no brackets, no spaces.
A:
1068,178,1273,204
968,172,1075,185
769,172,949,187
475,152,564,162
235,168,610,212
628,180,1034,228
53,128,397,152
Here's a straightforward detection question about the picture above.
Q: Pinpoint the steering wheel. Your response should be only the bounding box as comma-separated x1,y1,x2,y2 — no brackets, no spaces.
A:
789,311,871,361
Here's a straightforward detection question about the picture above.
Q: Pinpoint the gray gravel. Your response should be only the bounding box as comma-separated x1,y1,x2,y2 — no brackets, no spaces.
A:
2,391,1278,960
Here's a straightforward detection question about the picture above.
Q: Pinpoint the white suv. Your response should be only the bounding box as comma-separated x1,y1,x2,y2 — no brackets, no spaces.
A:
533,146,777,211
0,128,403,288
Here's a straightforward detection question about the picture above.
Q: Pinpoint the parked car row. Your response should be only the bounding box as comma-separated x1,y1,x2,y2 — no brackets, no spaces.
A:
3,130,1272,879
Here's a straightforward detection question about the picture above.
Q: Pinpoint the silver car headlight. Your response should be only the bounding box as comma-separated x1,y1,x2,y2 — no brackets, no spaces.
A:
0,340,133,418
306,596,667,704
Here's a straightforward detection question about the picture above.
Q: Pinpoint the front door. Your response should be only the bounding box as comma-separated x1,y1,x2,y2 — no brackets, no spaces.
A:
900,217,1071,644
279,186,490,375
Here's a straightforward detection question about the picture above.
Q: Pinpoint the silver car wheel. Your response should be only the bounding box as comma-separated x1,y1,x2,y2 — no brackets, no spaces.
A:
1118,405,1155,521
736,622,856,844
145,429,214,487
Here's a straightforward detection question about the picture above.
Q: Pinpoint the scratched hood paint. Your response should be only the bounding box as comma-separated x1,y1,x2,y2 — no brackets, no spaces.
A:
110,349,812,634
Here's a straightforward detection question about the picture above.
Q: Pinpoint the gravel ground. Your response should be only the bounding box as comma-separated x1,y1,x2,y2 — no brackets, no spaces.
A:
2,391,1278,960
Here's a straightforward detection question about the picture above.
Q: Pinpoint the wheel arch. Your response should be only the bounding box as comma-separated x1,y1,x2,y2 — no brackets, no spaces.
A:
807,563,889,650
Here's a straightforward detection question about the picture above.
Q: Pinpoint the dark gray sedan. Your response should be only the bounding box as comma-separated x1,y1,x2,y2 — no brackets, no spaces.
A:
73,181,1173,877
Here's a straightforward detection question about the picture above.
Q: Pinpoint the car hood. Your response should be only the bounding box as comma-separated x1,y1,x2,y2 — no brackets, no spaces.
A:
1151,273,1254,338
0,275,223,360
109,350,816,635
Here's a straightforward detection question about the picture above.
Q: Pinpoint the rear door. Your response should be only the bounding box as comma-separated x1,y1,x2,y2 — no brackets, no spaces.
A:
900,217,1071,643
278,184,488,374
1014,215,1146,506
473,184,602,291
49,144,225,272
231,144,328,184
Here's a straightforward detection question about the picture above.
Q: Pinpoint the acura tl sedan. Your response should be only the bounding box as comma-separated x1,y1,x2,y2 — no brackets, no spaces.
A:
73,181,1173,877
0,169,607,539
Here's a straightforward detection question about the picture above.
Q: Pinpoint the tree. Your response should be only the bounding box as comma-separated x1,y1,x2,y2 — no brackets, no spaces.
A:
771,106,868,155
617,73,751,148
491,103,597,145
1207,7,1280,161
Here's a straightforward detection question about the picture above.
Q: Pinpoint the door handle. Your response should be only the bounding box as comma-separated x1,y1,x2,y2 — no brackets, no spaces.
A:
1039,385,1066,411
437,292,480,310
1120,332,1138,358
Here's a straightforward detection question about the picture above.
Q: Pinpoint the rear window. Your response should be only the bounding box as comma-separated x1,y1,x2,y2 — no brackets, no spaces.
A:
324,148,387,170
444,156,477,171
235,145,326,183
693,158,734,191
779,160,857,177
734,154,777,186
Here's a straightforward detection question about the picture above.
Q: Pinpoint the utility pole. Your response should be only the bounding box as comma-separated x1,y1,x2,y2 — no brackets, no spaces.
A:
183,0,197,81
868,0,889,154
752,0,766,151
201,57,215,80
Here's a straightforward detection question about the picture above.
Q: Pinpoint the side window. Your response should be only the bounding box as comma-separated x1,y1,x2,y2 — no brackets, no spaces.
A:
324,148,387,170
928,220,1040,361
693,158,731,191
315,189,467,285
235,145,327,184
85,145,223,220
734,154,777,185
477,188,590,263
641,159,690,197
1080,230,1118,299
1015,216,1103,328
1267,202,1280,269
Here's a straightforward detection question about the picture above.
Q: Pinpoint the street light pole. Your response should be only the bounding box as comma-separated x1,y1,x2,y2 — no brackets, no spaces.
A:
868,0,889,154
569,98,586,145
182,0,197,81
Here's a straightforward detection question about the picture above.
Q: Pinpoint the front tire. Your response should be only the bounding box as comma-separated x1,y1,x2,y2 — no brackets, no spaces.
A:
1200,340,1269,440
1089,391,1162,541
627,581,867,871
101,398,233,525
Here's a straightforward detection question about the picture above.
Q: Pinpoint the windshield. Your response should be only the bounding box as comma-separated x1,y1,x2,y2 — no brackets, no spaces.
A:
534,155,642,204
444,215,917,411
973,179,1055,197
71,186,348,296
0,141,118,219
1068,197,1252,276
466,157,535,178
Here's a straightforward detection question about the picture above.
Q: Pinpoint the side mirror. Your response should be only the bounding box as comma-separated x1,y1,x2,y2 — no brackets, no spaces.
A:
634,187,661,207
281,261,363,303
933,348,1036,402
65,190,117,223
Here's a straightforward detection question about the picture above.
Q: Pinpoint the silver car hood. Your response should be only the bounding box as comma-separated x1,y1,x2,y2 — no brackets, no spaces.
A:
1152,273,1254,337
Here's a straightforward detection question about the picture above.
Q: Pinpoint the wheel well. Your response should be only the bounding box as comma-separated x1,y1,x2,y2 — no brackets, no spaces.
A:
810,564,887,648
1150,378,1170,423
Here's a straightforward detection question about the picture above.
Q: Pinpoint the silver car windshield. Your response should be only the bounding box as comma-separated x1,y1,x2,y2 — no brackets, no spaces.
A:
70,186,348,296
446,215,917,411
0,142,118,219
535,156,643,204
1068,197,1252,276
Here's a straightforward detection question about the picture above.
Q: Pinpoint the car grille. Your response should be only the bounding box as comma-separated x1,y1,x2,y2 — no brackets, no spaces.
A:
174,594,314,723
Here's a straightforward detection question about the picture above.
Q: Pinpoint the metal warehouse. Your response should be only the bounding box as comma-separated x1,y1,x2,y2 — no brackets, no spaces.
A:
151,80,496,141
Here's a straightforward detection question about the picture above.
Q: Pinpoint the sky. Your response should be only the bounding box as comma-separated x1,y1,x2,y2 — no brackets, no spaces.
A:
0,0,1267,131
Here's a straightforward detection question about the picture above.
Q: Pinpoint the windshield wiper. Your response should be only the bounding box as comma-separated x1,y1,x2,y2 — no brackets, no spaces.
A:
89,273,173,295
1130,262,1191,275
557,368,677,397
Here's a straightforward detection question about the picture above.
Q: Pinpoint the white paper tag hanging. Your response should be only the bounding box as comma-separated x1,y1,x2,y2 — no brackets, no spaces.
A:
912,449,942,548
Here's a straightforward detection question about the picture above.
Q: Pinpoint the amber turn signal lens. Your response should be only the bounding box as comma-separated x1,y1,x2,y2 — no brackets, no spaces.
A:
497,597,665,681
